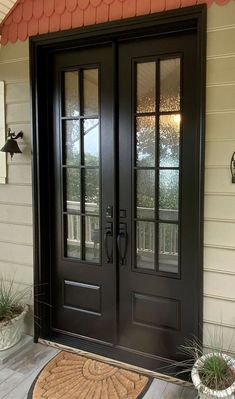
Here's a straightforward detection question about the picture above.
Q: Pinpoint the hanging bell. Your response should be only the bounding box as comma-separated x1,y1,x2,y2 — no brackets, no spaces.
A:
0,129,23,159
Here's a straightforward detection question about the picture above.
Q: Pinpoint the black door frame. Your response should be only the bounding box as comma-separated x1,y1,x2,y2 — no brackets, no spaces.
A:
30,4,206,370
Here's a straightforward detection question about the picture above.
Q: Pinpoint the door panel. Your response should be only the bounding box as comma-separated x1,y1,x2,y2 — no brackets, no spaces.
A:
118,33,199,359
51,30,201,362
52,45,116,344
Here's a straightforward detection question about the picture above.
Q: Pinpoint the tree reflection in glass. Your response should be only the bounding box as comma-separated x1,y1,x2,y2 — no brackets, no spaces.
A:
136,116,155,167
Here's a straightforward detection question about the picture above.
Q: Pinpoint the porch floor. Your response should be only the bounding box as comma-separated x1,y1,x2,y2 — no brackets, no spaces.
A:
0,342,197,399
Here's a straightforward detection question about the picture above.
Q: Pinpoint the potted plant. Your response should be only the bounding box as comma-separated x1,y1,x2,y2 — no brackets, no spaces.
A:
0,274,31,351
179,337,235,399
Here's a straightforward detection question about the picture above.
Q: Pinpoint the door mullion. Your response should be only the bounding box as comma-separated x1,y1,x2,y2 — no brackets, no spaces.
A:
79,69,85,260
155,60,160,273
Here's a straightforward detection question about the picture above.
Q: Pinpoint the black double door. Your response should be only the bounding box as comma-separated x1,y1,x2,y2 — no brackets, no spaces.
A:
51,31,201,365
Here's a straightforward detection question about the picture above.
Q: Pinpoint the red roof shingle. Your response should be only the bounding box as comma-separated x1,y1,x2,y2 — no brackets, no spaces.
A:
0,0,234,44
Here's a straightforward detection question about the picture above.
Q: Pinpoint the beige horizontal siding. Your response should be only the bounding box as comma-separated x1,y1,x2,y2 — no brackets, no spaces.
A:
7,164,32,185
205,168,233,193
207,57,235,85
204,221,235,248
206,112,235,140
205,195,235,220
0,241,33,265
0,203,32,224
0,261,33,285
207,27,235,58
204,1,235,354
207,2,235,29
205,139,235,166
203,323,235,355
0,40,33,335
0,184,32,204
207,85,235,112
204,246,235,274
5,81,30,103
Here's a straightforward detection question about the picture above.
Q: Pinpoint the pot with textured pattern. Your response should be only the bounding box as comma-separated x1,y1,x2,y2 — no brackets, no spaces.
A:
191,353,235,399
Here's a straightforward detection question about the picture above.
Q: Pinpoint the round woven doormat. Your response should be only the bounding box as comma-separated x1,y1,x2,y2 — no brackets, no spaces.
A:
28,351,152,399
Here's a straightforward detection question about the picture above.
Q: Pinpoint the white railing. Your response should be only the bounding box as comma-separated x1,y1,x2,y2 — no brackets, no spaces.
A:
66,201,178,255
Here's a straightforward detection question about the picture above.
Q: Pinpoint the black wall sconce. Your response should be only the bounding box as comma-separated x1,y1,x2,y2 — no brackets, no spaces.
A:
0,128,24,159
231,152,235,183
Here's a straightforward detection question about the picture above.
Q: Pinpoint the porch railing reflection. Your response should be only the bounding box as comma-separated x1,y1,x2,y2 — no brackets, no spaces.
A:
67,201,178,258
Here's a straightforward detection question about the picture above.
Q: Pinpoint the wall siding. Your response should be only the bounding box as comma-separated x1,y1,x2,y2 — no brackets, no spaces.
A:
204,1,235,354
0,2,234,352
0,40,33,334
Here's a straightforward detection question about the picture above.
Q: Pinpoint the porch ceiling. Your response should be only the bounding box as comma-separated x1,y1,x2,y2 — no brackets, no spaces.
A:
0,0,17,24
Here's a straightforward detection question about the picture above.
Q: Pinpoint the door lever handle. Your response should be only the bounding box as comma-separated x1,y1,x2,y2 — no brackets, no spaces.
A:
117,223,128,265
104,223,113,264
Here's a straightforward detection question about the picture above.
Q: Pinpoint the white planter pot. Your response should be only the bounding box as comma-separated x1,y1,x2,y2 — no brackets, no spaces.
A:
191,353,235,399
0,305,29,351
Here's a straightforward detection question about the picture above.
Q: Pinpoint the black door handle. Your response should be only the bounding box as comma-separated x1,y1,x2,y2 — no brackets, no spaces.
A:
104,223,113,264
117,223,128,265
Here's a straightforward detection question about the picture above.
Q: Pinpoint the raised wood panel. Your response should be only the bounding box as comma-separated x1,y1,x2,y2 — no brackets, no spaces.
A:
205,140,235,166
203,323,235,353
204,297,235,327
7,164,32,184
64,281,101,315
204,246,235,273
207,1,235,30
6,81,30,103
204,221,235,248
207,57,235,86
0,261,33,285
205,195,235,220
0,242,33,265
0,41,29,61
205,168,234,193
0,61,29,82
204,270,235,300
0,185,32,204
206,85,235,112
6,102,30,124
132,293,180,331
0,203,32,224
0,222,33,245
207,28,235,58
206,112,235,140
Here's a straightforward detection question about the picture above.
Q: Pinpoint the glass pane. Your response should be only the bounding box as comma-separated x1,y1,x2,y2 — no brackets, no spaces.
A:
159,170,179,221
66,214,81,258
85,169,99,214
159,114,180,167
136,116,155,167
136,62,156,113
136,221,155,270
159,223,178,273
137,170,155,219
84,69,98,116
66,168,80,212
85,216,100,262
64,120,80,166
160,58,180,112
84,119,99,166
64,71,79,117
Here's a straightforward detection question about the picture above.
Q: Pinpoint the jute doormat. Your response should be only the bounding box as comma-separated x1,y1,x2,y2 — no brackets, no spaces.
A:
28,351,152,399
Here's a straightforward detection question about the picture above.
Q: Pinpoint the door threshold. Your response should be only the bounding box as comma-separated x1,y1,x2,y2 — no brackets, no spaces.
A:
39,337,192,388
